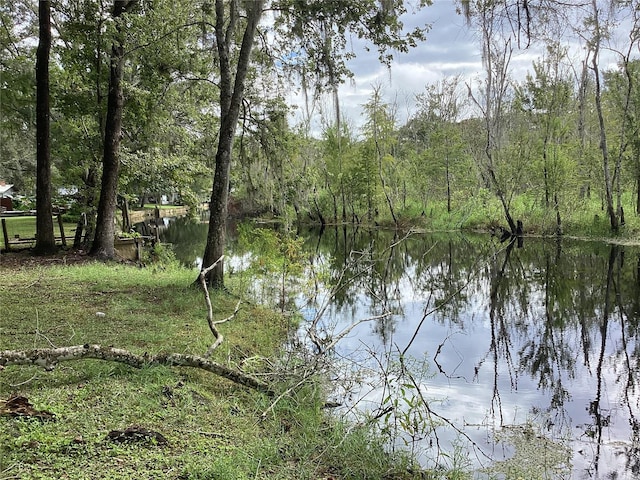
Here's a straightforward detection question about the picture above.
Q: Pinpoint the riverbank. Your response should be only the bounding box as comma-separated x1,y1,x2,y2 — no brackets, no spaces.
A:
0,259,419,479
295,193,640,243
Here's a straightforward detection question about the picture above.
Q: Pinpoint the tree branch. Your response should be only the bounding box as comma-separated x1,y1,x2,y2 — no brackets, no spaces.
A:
0,345,274,395
199,256,241,356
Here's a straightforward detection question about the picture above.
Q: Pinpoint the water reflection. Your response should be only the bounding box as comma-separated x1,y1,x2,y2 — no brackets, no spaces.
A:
163,220,640,478
302,228,640,478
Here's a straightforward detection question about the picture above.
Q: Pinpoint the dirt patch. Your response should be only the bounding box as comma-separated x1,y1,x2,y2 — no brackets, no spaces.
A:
0,248,101,269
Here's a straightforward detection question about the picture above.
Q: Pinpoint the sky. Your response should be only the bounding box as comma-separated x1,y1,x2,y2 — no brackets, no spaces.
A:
336,0,479,125
288,0,633,135
287,0,527,133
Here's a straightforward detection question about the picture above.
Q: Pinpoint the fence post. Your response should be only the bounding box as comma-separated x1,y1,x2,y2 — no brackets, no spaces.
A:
57,214,67,247
1,218,9,251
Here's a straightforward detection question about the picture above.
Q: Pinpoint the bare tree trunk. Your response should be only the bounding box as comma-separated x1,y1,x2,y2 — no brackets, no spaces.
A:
90,1,135,258
445,156,451,213
467,6,517,234
636,163,640,215
586,0,619,232
34,0,56,255
74,165,98,248
576,59,591,199
591,44,618,230
554,192,562,236
201,0,264,288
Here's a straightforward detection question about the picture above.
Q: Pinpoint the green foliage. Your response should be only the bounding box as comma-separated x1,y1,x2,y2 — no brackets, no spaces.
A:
0,261,421,479
235,223,307,310
120,149,211,211
0,5,37,192
141,242,178,268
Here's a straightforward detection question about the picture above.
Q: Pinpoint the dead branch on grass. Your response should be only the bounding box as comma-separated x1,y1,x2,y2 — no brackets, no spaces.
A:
0,257,274,396
199,256,241,357
0,344,273,394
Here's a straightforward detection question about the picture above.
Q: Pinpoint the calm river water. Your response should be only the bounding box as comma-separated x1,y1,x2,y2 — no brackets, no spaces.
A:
162,218,640,479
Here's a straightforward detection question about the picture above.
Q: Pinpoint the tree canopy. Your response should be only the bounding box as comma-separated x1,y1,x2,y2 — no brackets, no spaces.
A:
2,0,640,268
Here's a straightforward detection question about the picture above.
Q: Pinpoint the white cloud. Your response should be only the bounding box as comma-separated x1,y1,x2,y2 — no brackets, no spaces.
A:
288,0,639,136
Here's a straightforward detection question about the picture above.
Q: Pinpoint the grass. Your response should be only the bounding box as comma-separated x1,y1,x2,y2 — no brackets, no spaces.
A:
1,216,77,250
388,191,640,241
0,260,418,479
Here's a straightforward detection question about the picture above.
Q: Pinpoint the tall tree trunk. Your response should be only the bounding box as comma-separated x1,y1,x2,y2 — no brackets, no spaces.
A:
554,192,562,236
577,59,591,199
201,0,264,288
636,162,640,215
34,0,56,254
590,0,618,232
592,58,618,232
445,156,451,213
90,1,134,258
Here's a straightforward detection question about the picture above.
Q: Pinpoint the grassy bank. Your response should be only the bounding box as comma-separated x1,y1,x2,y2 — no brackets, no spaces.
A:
0,216,77,250
0,260,417,479
358,192,640,241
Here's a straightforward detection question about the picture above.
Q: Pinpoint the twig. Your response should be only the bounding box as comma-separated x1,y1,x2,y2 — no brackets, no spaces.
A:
260,375,312,420
401,240,515,357
317,312,392,354
192,430,230,439
200,256,225,277
9,373,39,387
432,332,467,381
35,309,57,348
401,355,492,464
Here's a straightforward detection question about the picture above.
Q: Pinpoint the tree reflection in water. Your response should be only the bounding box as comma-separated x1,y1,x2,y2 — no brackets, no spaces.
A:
303,228,640,478
163,221,640,478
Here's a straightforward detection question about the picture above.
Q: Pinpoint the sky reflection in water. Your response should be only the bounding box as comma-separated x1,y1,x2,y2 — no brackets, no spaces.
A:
162,220,640,478
291,230,640,479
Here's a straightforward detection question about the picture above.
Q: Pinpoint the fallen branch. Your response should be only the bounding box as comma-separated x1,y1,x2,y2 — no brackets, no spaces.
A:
0,344,274,396
199,256,242,357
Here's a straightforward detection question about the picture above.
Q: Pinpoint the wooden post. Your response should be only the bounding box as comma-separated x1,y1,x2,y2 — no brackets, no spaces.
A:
1,218,9,251
122,197,131,232
73,213,85,248
57,213,66,246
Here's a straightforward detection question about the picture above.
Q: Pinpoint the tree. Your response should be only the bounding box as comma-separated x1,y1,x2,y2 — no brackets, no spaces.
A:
586,0,619,232
515,43,573,234
361,85,399,224
200,0,430,287
0,2,37,192
319,121,358,223
411,76,467,214
34,0,56,254
600,3,640,223
53,0,112,248
613,60,640,215
200,0,265,288
90,0,137,258
466,3,518,233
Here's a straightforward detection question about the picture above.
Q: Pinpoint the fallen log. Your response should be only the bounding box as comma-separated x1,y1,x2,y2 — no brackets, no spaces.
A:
0,344,273,396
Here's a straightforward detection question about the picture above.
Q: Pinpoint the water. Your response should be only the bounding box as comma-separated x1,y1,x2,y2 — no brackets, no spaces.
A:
162,219,640,478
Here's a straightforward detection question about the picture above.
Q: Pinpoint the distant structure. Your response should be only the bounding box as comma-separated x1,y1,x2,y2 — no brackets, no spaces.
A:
0,181,14,212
